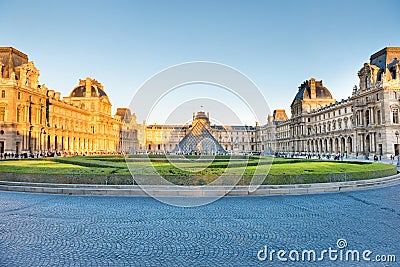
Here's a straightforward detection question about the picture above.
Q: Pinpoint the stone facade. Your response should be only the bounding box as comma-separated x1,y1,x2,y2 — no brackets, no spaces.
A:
0,47,121,155
131,48,400,157
273,47,400,158
127,111,259,155
1,46,399,158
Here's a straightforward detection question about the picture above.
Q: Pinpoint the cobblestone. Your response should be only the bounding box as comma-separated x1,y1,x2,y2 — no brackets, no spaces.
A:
0,185,399,266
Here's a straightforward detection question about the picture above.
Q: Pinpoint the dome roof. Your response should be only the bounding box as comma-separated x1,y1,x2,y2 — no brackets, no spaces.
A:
70,85,107,98
295,79,333,100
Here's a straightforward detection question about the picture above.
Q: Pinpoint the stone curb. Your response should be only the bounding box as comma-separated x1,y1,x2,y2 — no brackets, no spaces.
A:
0,173,399,196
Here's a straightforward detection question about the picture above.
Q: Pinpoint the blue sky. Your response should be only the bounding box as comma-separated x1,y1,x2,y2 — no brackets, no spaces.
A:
1,0,399,124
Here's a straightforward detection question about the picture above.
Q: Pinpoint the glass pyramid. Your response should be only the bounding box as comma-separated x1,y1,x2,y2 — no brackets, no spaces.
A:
172,121,226,155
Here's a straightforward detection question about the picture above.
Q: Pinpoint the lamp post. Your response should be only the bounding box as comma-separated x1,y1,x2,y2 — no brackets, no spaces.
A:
395,130,399,166
364,130,369,160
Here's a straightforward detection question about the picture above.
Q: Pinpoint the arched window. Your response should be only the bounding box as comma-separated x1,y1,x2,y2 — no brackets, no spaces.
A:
393,108,399,124
1,90,5,98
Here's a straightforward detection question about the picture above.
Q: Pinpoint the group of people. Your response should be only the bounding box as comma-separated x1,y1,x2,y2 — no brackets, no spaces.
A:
0,151,61,159
277,153,347,161
0,150,124,160
275,152,393,163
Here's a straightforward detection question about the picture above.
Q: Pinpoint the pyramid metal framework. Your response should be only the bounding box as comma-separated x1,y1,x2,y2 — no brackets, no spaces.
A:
172,121,227,154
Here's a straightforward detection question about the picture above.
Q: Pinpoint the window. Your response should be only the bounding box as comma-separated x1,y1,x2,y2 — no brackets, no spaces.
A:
393,108,399,124
39,108,43,124
17,92,21,99
0,107,5,121
377,110,381,125
365,76,369,88
1,90,5,98
16,107,21,122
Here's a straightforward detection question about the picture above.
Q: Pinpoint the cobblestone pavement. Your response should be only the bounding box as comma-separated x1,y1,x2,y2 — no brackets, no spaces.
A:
0,185,399,266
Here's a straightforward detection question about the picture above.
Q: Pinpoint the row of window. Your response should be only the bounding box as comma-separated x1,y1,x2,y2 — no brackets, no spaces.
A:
355,108,399,125
315,107,352,121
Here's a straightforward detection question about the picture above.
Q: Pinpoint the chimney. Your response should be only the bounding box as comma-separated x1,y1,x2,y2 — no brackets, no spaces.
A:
85,77,91,98
310,78,316,98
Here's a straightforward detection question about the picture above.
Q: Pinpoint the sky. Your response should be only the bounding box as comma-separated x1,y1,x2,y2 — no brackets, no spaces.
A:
1,0,399,125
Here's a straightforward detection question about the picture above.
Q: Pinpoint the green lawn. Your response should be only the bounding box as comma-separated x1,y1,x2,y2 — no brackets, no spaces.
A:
0,156,396,185
0,159,126,175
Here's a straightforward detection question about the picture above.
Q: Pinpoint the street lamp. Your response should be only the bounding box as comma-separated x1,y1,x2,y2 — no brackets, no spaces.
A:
395,130,399,166
364,130,369,160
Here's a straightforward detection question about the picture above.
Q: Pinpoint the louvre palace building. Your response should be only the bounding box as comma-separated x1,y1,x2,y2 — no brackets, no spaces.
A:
0,46,399,158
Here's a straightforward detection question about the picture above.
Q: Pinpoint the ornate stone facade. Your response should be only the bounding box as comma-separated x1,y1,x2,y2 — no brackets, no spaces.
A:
1,46,399,158
125,111,259,155
132,48,400,157
0,47,121,155
273,47,400,158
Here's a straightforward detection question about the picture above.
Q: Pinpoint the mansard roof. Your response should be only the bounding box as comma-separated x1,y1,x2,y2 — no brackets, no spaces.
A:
69,78,108,98
70,85,107,97
295,79,333,100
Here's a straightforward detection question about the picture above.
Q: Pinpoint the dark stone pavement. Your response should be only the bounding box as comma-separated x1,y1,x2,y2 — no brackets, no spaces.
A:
0,185,399,266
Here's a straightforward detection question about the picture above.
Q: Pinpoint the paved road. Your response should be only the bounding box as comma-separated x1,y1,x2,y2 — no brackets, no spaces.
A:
0,185,399,266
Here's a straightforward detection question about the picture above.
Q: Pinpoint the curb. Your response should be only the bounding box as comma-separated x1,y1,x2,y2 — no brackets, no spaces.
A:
0,173,399,197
